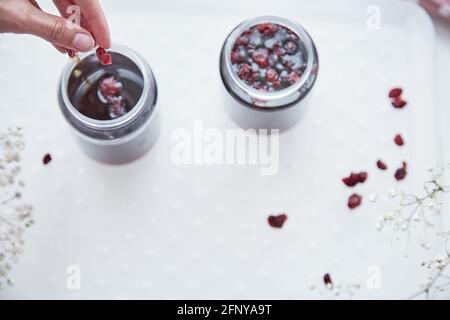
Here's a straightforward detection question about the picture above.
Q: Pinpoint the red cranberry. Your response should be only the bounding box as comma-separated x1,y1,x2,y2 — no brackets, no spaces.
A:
252,49,269,68
376,160,388,170
274,46,285,57
389,88,403,98
257,23,277,35
342,173,358,187
342,172,367,187
394,134,404,146
323,273,333,287
265,69,279,82
239,63,252,79
284,41,298,54
236,36,249,45
43,153,52,165
243,29,252,36
68,49,77,58
96,47,112,65
358,172,368,183
287,71,300,83
394,162,408,181
391,97,407,109
231,50,240,64
268,213,288,228
263,25,278,37
348,194,362,209
100,76,121,97
272,79,282,89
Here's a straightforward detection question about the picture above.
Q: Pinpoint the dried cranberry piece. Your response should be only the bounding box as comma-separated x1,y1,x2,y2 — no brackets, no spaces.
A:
287,71,300,83
100,76,121,97
43,153,52,165
394,134,404,146
272,79,282,90
268,213,288,228
394,162,408,181
391,97,407,109
348,194,362,209
323,273,333,287
342,172,367,187
342,174,358,187
67,49,77,58
252,49,269,68
389,88,403,98
257,23,272,33
238,63,252,80
96,47,112,65
265,69,279,82
231,50,240,64
357,172,368,183
284,41,298,54
263,25,278,37
343,174,358,187
236,36,249,45
376,160,388,170
273,46,284,57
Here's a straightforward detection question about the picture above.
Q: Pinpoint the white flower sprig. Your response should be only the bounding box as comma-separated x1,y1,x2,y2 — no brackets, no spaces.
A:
0,127,33,288
376,165,448,250
410,231,450,300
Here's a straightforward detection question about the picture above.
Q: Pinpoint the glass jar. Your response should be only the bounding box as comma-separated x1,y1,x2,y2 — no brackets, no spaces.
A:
220,16,319,130
58,44,159,164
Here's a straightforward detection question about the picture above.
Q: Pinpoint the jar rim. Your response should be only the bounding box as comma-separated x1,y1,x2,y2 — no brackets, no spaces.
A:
221,16,318,108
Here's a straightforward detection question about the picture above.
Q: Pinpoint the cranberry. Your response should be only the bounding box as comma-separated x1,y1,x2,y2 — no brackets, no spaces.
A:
268,213,288,228
348,194,362,209
272,79,282,89
239,63,252,79
257,23,278,36
273,48,283,59
252,49,269,68
236,36,249,45
68,49,77,58
391,97,407,109
389,88,403,98
394,134,404,146
231,50,240,64
96,47,112,65
43,153,52,165
376,160,388,170
265,69,279,82
394,162,408,181
100,76,121,97
323,273,333,287
284,41,298,54
342,172,367,187
342,173,358,187
257,23,271,32
358,172,368,183
287,71,300,83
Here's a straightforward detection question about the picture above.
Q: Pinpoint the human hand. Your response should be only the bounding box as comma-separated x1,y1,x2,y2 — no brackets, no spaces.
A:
0,0,111,53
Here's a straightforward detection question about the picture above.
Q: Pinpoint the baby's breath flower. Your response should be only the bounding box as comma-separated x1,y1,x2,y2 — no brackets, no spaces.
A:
0,127,32,288
377,167,448,251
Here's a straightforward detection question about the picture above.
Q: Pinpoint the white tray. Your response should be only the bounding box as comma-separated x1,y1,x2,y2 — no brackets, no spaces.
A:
0,0,443,299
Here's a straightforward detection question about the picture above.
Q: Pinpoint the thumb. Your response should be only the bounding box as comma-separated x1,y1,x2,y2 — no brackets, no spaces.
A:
25,6,95,52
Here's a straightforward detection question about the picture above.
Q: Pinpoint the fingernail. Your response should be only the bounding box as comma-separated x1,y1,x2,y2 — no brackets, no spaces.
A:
72,33,95,51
